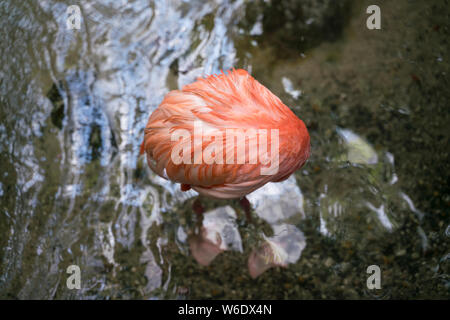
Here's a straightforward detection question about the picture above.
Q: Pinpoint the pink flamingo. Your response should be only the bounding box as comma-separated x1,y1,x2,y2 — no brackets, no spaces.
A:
141,69,310,209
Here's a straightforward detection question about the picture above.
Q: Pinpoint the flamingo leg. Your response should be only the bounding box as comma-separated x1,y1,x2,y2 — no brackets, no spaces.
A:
239,196,252,223
192,198,205,223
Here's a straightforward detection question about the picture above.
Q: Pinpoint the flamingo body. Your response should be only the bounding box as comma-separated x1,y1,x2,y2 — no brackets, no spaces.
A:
142,69,310,199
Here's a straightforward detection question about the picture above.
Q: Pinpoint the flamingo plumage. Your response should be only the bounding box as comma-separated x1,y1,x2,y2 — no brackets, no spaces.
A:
141,69,310,199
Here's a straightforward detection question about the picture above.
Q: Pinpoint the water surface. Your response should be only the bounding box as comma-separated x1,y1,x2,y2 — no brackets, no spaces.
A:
0,0,448,299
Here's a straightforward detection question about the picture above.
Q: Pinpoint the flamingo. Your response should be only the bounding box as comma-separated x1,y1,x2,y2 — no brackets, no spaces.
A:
141,69,310,212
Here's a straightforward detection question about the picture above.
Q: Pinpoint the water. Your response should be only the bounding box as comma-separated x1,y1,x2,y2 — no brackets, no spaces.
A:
0,0,448,299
